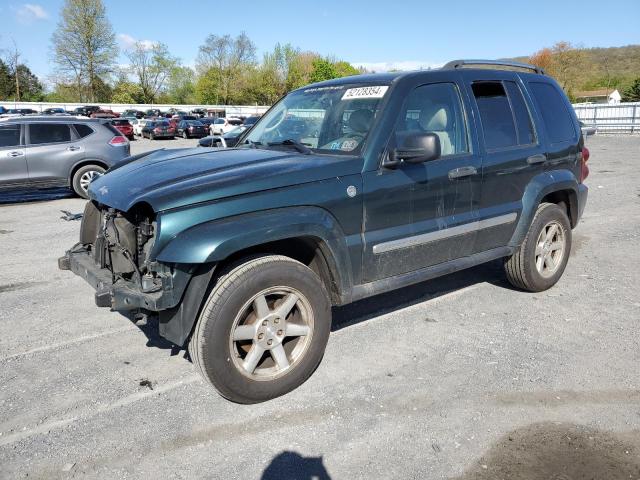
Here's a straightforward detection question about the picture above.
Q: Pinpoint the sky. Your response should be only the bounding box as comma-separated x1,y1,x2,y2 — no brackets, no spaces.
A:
1,0,639,83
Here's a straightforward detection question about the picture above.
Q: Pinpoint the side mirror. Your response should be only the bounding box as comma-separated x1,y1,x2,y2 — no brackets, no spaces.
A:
389,132,441,166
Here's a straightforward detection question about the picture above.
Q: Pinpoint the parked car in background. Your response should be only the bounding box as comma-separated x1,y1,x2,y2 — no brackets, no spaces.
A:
579,121,597,137
210,117,243,135
177,120,208,138
190,108,207,118
121,109,145,119
90,109,119,119
198,126,247,147
72,106,101,117
42,107,68,115
111,118,135,140
4,108,38,116
144,109,162,118
133,119,149,137
242,116,261,127
0,117,129,198
141,120,175,139
172,114,197,123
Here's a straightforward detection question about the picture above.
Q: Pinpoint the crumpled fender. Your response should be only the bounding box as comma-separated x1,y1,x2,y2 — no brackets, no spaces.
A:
156,206,353,299
509,169,580,247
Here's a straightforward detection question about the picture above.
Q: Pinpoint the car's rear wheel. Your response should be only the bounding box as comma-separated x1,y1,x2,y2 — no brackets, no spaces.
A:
504,202,572,292
72,164,105,199
189,255,331,404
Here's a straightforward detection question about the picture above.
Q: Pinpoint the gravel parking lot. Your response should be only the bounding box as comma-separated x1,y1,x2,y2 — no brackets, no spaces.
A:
0,136,639,479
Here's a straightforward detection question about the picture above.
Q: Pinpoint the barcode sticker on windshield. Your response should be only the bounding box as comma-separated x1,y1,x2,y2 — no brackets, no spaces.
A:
342,86,389,100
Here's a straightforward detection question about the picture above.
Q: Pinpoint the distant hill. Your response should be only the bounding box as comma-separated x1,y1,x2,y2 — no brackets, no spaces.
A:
508,44,640,92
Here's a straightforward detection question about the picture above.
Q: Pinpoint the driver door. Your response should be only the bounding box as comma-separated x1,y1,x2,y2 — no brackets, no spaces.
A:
362,81,482,281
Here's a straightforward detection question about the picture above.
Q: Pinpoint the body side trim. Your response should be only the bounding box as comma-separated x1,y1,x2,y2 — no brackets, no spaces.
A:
372,213,517,255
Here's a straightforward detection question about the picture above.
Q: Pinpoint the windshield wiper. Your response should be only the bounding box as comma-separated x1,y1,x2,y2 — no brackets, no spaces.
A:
267,139,312,155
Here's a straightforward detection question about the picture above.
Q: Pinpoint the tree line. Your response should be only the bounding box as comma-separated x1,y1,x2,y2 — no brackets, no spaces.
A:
2,0,640,105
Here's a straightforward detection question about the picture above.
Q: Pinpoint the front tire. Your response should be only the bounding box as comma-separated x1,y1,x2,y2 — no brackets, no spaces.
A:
182,131,188,139
504,202,572,292
72,164,105,199
189,255,331,404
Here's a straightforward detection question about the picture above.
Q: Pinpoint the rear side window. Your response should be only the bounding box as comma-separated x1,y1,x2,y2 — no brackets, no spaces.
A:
28,123,72,145
472,82,518,150
0,124,21,147
528,82,576,144
74,124,94,138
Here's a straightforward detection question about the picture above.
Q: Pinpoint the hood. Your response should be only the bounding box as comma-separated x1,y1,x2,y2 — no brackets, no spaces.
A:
88,147,362,212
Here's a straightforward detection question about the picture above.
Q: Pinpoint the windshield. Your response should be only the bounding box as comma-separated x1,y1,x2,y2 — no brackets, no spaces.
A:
242,84,389,154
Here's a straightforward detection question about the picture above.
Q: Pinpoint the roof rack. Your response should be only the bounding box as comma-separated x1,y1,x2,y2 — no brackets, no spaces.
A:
442,59,545,75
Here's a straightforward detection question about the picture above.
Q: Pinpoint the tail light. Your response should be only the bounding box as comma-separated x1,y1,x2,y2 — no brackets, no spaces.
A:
154,127,162,133
580,146,590,182
109,135,128,146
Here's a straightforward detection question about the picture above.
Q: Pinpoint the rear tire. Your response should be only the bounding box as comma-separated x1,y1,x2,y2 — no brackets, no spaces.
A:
189,255,331,404
72,164,105,199
504,202,572,292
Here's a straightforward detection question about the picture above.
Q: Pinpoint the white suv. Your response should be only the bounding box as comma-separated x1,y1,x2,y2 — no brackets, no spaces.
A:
209,117,243,135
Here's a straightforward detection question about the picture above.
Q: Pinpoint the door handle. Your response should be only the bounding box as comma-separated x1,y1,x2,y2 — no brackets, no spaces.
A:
448,166,477,179
526,154,547,165
8,151,24,157
67,146,81,152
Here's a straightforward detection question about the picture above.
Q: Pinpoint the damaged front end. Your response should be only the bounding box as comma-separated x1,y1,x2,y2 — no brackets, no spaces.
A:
58,201,196,313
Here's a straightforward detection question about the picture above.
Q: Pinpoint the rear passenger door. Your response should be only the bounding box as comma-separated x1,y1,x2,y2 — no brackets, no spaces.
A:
463,72,545,252
25,123,84,186
0,123,27,187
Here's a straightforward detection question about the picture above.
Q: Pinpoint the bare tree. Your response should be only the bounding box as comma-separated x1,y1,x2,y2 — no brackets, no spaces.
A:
126,42,177,103
51,0,118,102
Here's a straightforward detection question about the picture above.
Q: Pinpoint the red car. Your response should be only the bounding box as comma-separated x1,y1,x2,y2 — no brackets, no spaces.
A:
91,109,120,119
111,119,134,140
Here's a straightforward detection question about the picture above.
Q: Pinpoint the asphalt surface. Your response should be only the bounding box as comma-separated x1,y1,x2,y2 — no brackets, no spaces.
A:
0,135,639,479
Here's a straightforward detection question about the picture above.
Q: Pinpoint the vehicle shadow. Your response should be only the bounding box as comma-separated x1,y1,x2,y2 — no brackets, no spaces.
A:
261,451,331,480
451,422,640,479
0,187,74,205
124,258,516,357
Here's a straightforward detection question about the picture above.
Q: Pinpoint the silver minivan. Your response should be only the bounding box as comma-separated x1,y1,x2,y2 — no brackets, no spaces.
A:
0,117,130,198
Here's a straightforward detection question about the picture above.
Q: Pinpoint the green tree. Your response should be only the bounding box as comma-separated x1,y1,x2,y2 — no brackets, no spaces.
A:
14,65,44,101
0,59,11,99
333,61,359,78
51,0,118,102
309,58,338,83
165,66,196,104
111,79,144,104
196,33,256,105
622,78,640,102
126,42,178,103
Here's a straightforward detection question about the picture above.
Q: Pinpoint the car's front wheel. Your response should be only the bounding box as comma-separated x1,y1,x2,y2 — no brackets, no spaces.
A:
504,202,572,292
189,255,331,403
72,164,105,199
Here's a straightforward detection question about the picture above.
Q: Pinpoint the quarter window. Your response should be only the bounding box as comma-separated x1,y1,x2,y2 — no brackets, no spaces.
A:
396,83,469,156
29,123,72,145
529,82,576,144
0,124,21,148
504,81,536,145
74,124,94,138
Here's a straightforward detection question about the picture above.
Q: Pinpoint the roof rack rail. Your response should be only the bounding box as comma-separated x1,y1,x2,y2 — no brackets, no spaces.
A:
442,59,545,75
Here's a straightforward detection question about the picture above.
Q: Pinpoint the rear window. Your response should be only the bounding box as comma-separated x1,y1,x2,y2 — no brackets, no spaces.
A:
112,119,130,126
74,124,94,138
529,82,576,144
0,124,21,147
28,123,72,145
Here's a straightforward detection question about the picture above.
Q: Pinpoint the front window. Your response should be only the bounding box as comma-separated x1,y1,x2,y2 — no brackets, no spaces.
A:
242,83,389,155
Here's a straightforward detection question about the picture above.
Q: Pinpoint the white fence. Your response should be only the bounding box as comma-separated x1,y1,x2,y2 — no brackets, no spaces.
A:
0,101,270,118
573,102,640,134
